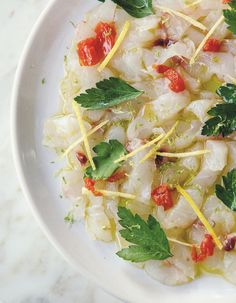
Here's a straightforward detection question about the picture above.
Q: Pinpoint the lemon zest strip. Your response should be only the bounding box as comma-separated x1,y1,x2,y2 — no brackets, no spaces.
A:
140,121,179,164
82,187,136,200
156,5,206,31
168,237,199,248
176,185,223,250
61,120,109,159
190,15,224,65
97,20,130,72
155,150,210,158
72,101,95,170
115,134,164,164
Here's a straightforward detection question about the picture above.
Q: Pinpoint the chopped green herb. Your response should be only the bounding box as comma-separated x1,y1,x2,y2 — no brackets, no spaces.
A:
98,0,154,18
41,78,46,85
85,139,127,180
62,176,67,184
202,83,236,137
75,77,143,110
69,20,77,28
116,207,172,262
64,211,75,225
217,83,236,104
215,169,236,211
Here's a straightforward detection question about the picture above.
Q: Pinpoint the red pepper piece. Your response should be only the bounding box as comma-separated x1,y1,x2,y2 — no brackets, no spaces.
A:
84,177,102,196
154,64,185,93
107,171,126,183
203,38,222,52
77,22,116,66
151,184,174,211
76,152,88,166
95,22,116,56
77,37,103,66
191,234,215,263
155,64,170,73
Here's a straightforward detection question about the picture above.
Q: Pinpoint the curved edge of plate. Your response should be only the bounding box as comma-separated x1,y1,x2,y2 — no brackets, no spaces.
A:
10,1,125,302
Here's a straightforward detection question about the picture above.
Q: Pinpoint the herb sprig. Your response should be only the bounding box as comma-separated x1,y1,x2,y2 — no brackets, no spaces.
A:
216,169,236,211
202,83,236,137
75,77,143,110
223,0,236,35
85,140,127,180
98,0,154,18
116,207,172,262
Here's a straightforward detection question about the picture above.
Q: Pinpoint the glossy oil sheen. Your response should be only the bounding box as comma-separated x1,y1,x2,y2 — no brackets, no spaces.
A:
11,0,236,302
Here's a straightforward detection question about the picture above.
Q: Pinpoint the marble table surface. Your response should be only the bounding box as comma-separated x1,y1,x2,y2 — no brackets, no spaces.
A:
0,1,122,302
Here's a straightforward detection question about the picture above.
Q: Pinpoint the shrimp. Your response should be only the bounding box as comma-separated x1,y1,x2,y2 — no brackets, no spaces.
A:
43,115,91,150
105,125,127,145
155,188,203,229
186,99,216,123
145,244,196,286
155,140,228,229
127,116,156,140
202,195,235,235
150,90,190,124
192,140,228,190
121,139,155,204
226,142,236,171
85,191,113,242
62,169,84,199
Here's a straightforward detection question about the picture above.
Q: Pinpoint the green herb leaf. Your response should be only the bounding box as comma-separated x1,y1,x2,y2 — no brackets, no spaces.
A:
98,0,154,18
116,207,172,263
217,83,236,104
85,140,127,180
223,0,236,35
202,83,236,137
74,77,143,110
215,169,236,211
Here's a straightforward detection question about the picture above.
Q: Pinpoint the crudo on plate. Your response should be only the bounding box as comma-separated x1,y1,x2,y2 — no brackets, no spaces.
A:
43,0,236,286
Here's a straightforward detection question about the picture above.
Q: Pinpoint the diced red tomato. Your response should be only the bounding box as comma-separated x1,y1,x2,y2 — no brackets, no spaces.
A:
191,234,215,263
223,0,231,3
151,184,174,211
77,22,116,66
155,64,170,73
84,177,102,196
107,171,126,182
95,22,116,56
203,38,222,52
154,64,185,93
77,37,103,66
76,151,88,166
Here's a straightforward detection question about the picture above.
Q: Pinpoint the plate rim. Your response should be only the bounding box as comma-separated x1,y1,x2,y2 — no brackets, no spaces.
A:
10,0,124,301
10,1,236,302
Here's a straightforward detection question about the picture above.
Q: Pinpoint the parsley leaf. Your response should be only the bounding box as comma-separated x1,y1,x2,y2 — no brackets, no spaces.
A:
202,83,236,137
217,83,236,104
223,0,236,35
85,140,127,180
74,77,143,110
116,207,172,262
215,169,236,211
98,0,154,18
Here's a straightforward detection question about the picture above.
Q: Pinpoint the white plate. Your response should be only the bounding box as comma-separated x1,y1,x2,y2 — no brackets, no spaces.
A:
11,1,236,302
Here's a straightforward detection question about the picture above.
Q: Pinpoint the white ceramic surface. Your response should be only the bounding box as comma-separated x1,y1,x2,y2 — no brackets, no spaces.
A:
2,0,122,302
11,1,236,302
